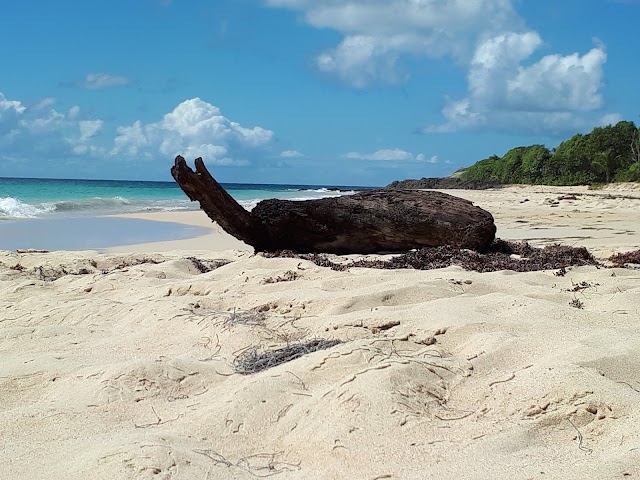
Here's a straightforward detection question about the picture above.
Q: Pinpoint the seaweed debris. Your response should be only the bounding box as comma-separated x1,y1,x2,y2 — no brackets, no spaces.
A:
264,239,599,273
609,249,640,267
262,270,300,284
234,339,342,374
224,308,267,328
186,256,231,273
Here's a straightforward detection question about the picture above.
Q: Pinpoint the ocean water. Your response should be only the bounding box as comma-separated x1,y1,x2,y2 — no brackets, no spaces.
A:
0,177,361,220
0,177,365,250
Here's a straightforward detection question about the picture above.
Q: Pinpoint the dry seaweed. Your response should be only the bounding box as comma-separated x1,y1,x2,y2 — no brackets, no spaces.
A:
262,270,300,284
234,339,343,375
224,308,267,328
34,265,73,281
110,256,163,271
609,250,640,267
34,256,164,281
264,239,599,273
1,255,166,281
185,256,231,273
569,298,585,309
567,281,598,292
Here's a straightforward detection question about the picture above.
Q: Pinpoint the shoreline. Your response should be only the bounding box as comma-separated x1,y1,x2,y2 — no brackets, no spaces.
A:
105,210,251,253
0,215,211,253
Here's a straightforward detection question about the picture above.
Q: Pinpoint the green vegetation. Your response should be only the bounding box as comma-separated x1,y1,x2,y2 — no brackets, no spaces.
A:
460,121,640,185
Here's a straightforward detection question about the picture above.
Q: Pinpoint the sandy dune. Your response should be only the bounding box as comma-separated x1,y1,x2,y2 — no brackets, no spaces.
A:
1,185,639,479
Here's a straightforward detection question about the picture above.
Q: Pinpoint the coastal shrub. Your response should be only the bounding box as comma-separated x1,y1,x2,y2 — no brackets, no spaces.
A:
613,162,640,182
459,121,639,185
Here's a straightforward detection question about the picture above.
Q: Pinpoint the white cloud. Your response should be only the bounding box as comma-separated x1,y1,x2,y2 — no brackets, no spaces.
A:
0,93,26,124
77,72,129,90
280,150,304,157
265,0,522,87
317,35,410,87
465,32,606,112
33,97,56,110
67,105,81,120
0,91,103,158
344,148,425,161
0,94,275,170
599,113,624,126
507,49,606,112
111,98,274,165
266,0,615,136
79,120,103,141
426,34,613,135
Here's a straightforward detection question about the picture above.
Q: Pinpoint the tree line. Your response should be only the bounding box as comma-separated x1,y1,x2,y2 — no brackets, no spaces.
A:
459,121,640,185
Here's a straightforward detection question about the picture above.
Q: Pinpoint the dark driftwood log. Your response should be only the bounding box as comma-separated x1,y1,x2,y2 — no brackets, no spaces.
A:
171,156,496,254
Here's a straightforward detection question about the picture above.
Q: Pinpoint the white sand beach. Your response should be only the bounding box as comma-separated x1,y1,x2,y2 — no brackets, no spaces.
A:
2,185,640,479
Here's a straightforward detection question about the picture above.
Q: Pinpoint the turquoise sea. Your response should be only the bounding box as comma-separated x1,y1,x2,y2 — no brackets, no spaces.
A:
0,177,366,250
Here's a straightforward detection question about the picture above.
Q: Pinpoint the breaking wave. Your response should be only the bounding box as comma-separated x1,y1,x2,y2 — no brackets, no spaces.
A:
0,196,196,220
0,197,56,219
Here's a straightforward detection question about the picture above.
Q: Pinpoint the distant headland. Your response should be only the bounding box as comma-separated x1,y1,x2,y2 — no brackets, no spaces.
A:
388,120,640,189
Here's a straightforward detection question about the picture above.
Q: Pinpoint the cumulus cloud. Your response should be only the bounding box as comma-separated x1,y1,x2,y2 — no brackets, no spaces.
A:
111,98,274,165
72,119,105,155
344,148,426,161
316,35,410,87
266,0,616,136
467,33,606,112
426,34,614,135
0,91,103,158
265,0,522,87
76,72,130,90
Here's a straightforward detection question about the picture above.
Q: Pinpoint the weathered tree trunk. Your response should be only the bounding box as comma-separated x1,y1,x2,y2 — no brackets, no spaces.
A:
171,156,496,254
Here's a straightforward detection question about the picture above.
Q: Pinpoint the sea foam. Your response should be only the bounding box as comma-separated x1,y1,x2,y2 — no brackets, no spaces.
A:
0,197,55,219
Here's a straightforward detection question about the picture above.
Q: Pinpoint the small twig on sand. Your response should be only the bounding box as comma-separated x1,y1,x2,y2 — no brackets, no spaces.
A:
285,370,308,390
194,449,233,468
339,364,391,387
616,381,640,393
195,449,301,477
568,419,593,454
434,410,475,421
134,406,184,428
489,373,515,387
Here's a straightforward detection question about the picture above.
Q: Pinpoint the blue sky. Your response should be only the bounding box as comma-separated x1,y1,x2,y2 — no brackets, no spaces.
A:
1,0,638,186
